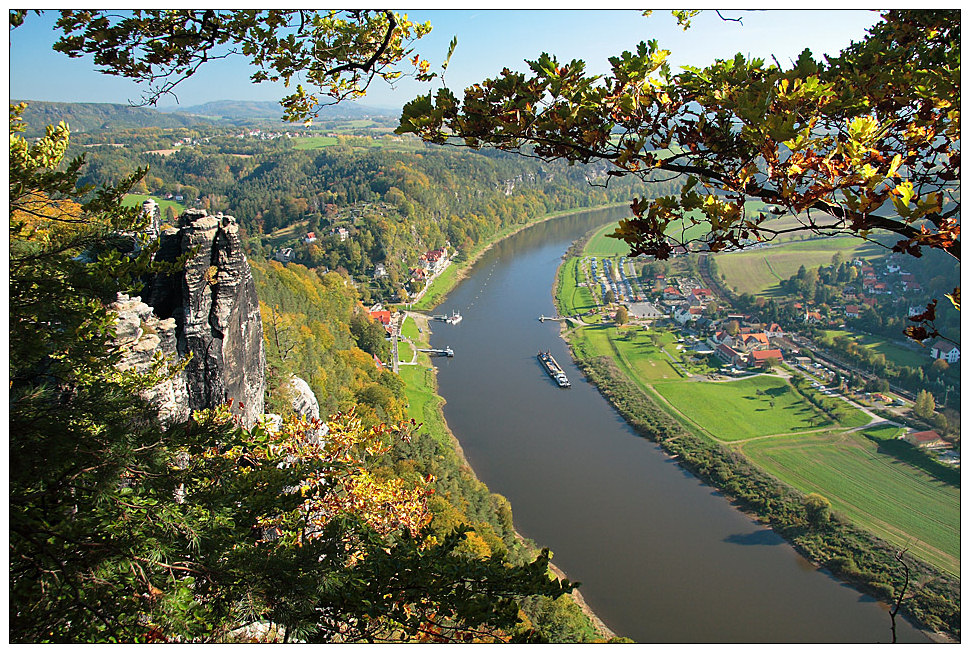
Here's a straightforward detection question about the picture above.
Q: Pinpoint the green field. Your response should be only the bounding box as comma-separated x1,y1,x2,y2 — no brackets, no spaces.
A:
741,426,960,576
819,329,929,369
584,226,632,257
122,193,185,216
556,258,598,316
714,237,883,296
292,135,339,150
653,375,832,441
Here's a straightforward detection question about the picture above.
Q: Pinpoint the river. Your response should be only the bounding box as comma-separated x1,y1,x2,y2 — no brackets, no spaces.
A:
426,206,929,643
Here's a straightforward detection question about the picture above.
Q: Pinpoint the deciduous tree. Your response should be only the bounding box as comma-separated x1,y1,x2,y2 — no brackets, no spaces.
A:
398,10,960,338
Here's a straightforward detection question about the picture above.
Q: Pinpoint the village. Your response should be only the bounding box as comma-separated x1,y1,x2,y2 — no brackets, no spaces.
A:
563,252,958,466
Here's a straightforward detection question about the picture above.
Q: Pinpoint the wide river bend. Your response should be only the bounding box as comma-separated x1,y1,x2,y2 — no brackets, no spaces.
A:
427,206,928,643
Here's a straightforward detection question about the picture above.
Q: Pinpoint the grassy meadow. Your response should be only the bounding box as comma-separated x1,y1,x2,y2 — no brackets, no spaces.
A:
819,329,928,369
291,135,339,150
653,375,832,441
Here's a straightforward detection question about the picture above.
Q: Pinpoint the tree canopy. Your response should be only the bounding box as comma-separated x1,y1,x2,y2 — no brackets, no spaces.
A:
398,11,959,269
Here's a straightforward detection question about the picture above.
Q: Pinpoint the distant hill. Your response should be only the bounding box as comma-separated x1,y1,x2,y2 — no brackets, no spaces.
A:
14,100,217,136
160,100,395,121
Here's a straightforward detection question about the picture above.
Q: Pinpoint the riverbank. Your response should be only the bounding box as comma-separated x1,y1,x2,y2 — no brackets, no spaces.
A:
405,203,628,312
399,311,616,642
551,247,960,642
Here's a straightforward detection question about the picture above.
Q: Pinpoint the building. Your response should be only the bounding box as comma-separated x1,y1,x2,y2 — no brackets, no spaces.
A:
273,247,295,263
930,340,960,363
304,232,317,244
627,302,665,320
715,343,746,367
748,349,784,368
904,430,950,449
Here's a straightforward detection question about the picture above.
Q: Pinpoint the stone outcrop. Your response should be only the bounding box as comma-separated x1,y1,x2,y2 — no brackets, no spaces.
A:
142,209,266,428
108,293,190,426
287,376,320,421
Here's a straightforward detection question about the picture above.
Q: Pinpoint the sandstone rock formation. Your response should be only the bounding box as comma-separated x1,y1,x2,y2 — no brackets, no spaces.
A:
108,293,190,426
143,209,266,427
287,376,321,421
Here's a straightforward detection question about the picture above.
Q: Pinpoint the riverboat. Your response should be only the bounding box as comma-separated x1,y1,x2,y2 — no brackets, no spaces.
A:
537,350,571,388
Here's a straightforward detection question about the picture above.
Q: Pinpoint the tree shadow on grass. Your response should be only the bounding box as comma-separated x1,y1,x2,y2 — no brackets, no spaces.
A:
865,435,960,488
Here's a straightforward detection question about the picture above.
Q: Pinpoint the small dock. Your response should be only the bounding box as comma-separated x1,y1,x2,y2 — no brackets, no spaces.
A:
417,347,455,357
539,315,568,322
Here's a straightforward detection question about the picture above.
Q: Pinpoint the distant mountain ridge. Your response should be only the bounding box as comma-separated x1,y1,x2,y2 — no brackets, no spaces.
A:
159,99,394,121
14,100,218,136
15,99,395,136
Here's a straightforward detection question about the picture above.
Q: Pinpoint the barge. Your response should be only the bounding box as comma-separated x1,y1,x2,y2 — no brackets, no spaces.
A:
537,350,571,388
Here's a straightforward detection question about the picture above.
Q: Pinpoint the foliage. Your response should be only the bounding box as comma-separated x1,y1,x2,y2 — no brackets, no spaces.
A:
251,260,405,424
400,10,959,264
803,493,832,529
913,389,936,419
39,10,434,121
9,109,576,642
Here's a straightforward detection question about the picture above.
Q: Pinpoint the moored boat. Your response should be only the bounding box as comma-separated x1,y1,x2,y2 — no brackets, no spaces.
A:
537,350,571,388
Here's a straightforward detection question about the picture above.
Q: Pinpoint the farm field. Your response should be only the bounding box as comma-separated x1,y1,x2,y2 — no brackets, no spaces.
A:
653,375,832,441
819,329,928,369
291,135,339,150
739,426,960,576
714,236,883,296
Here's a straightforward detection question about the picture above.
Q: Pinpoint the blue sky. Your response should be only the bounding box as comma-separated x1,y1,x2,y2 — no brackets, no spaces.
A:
9,10,884,112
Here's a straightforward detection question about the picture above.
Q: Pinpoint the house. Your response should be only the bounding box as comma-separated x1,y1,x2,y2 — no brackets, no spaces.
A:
748,349,783,368
930,340,960,363
715,343,746,367
373,263,387,279
304,231,317,244
273,247,295,263
741,332,770,349
904,430,950,449
368,310,392,327
663,286,682,300
673,306,704,324
845,305,860,318
766,323,785,337
804,310,822,323
692,288,714,301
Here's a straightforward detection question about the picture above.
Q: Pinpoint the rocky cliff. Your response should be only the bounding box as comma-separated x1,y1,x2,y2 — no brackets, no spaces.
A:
138,209,266,427
108,293,190,426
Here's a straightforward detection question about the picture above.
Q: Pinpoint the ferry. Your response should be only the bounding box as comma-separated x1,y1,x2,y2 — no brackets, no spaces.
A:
537,350,571,388
432,310,463,324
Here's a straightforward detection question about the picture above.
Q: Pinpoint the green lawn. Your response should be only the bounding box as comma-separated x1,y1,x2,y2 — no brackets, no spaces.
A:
819,329,929,369
714,237,883,296
653,375,831,441
740,427,960,576
122,193,185,216
557,258,598,316
410,264,461,311
291,135,339,150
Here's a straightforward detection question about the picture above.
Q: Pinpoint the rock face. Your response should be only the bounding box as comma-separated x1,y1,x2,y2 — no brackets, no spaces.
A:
287,376,321,421
144,209,266,427
108,293,190,426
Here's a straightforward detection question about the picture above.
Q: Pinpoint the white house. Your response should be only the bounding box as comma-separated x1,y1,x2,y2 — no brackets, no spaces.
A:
930,340,960,363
